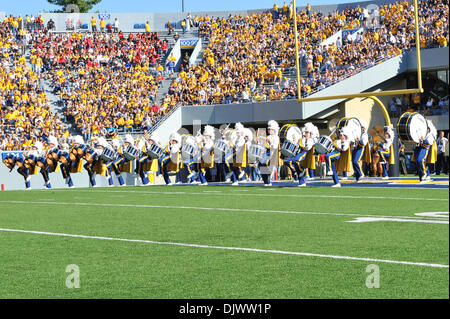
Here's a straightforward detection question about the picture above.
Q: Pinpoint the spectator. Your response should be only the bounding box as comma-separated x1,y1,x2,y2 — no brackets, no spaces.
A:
436,131,448,175
113,18,119,33
91,16,97,32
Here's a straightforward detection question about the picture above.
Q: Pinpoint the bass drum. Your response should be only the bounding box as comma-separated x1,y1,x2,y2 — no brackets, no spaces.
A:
336,117,361,142
397,112,428,144
279,124,302,143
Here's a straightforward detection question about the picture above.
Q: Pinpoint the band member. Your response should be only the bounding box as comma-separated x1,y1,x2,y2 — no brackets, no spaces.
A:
283,123,315,187
190,125,215,185
104,139,121,186
215,126,229,182
136,133,160,186
58,137,75,188
377,127,395,180
352,119,370,182
84,137,108,187
227,123,247,186
326,126,352,187
159,132,181,185
413,120,436,183
259,120,280,186
301,123,319,182
183,134,201,184
35,137,59,189
18,141,42,190
106,134,135,187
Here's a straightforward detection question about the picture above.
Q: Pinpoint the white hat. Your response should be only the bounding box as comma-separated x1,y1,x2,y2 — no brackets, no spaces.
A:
243,128,253,142
169,132,181,144
149,133,160,144
124,134,134,144
111,139,120,149
74,135,84,145
303,122,315,133
359,119,368,130
48,136,58,146
235,122,245,134
267,120,279,133
97,137,108,148
203,125,215,140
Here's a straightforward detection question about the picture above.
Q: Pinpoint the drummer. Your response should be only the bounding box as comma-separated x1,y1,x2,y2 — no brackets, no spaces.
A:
414,120,436,183
136,133,160,186
352,119,369,183
159,132,182,185
107,134,135,187
259,120,280,186
58,137,75,188
84,137,108,187
377,127,394,180
325,126,351,187
193,125,215,185
104,139,122,186
283,123,315,187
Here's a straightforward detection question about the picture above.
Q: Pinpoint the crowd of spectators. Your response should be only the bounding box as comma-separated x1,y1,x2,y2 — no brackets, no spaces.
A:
166,0,448,106
29,29,172,140
0,19,68,151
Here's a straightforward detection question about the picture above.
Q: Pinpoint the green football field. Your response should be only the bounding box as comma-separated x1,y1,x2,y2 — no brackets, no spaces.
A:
0,185,448,299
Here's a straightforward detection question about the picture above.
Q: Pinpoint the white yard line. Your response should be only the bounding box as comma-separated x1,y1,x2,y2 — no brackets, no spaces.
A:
0,227,447,269
0,200,447,221
45,189,449,202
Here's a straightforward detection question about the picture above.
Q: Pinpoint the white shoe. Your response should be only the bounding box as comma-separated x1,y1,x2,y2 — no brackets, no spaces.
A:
175,181,182,185
327,170,333,176
187,172,195,179
341,177,348,180
108,184,115,187
426,175,431,181
356,179,363,183
382,176,390,180
264,183,272,187
141,182,151,186
225,178,231,183
331,183,341,187
239,171,246,179
120,184,126,187
26,176,31,182
298,183,306,187
166,183,173,186
231,181,239,186
26,187,32,190
419,179,428,184
200,182,208,186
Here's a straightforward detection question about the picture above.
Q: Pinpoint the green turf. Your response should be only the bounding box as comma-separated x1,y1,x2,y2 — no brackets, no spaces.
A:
0,186,448,298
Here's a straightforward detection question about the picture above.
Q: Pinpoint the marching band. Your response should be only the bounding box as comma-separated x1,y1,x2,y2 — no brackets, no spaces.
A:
2,115,439,189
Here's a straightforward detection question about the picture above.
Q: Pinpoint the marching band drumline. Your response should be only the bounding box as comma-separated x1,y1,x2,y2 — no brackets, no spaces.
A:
2,113,439,189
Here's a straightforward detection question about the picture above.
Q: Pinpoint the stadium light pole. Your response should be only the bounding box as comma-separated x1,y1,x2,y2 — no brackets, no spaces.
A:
182,0,185,13
292,0,301,100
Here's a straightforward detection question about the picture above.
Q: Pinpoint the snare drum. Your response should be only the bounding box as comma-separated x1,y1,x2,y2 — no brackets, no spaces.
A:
397,112,428,144
280,140,301,158
214,140,230,155
147,143,164,159
314,135,335,154
181,135,198,161
248,144,265,162
336,117,362,142
100,147,117,162
123,145,140,161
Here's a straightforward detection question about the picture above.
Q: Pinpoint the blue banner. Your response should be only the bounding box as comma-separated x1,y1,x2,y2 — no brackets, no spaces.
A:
2,151,23,161
180,39,199,48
